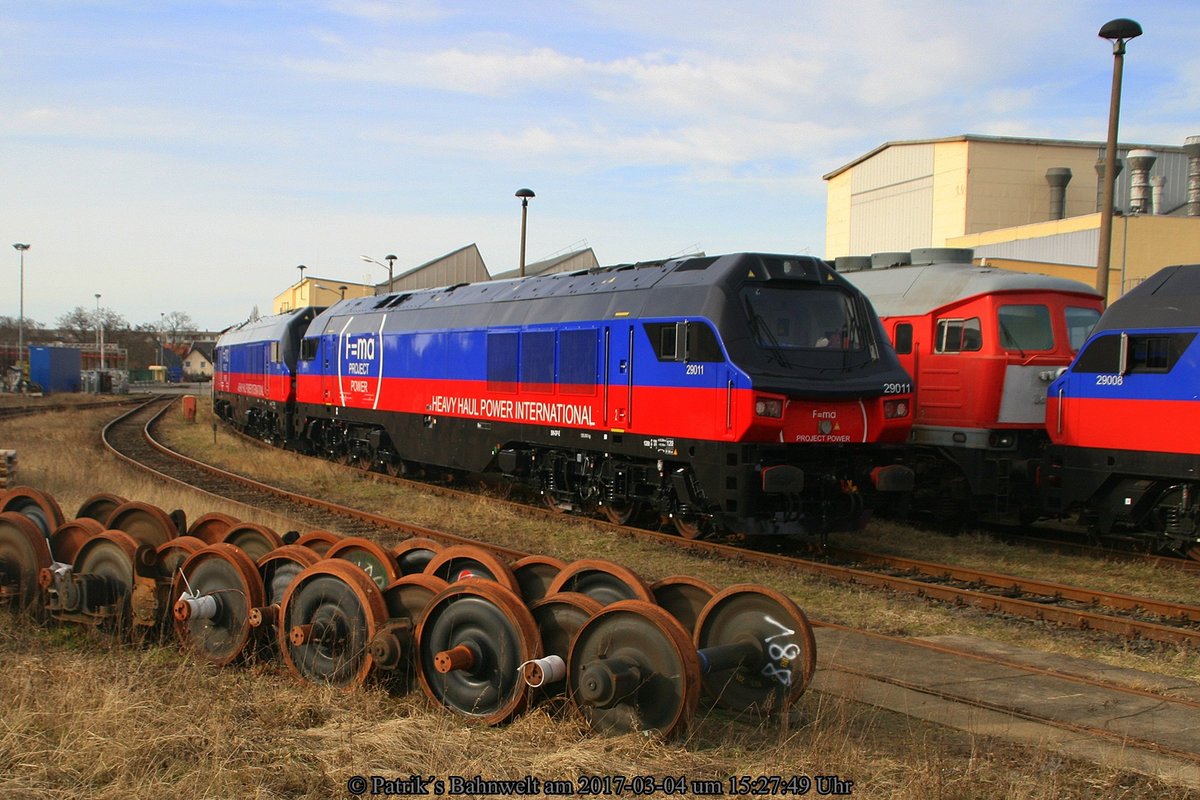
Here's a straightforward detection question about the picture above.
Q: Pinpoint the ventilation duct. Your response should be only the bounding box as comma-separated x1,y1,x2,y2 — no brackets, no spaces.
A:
1095,157,1124,212
1184,135,1200,216
1126,149,1157,214
1149,175,1166,215
1045,167,1072,220
834,256,872,272
870,252,911,269
909,248,974,267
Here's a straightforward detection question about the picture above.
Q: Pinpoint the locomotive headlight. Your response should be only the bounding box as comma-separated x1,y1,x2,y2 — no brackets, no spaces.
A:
988,432,1016,448
754,397,783,418
884,400,909,419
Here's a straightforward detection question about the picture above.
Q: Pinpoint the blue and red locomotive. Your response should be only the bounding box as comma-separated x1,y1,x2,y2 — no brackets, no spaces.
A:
1044,264,1200,558
215,253,915,538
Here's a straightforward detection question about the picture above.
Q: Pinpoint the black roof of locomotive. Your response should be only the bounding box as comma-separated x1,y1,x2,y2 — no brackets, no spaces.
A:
1094,265,1200,332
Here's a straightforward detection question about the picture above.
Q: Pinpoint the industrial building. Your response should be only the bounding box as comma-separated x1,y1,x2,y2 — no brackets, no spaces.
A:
824,134,1200,301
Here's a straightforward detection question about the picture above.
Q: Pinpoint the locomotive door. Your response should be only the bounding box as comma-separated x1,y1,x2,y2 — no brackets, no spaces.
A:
604,324,635,428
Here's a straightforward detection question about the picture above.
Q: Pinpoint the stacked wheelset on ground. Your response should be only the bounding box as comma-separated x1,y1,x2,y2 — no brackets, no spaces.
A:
0,486,817,739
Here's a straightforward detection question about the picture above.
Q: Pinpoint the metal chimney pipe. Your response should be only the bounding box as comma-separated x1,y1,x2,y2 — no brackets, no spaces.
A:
1149,175,1166,215
1126,149,1157,214
1095,157,1124,212
1184,135,1200,216
1045,167,1072,220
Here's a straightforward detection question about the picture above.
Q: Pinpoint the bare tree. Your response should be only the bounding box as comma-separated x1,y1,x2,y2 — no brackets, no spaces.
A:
161,311,195,344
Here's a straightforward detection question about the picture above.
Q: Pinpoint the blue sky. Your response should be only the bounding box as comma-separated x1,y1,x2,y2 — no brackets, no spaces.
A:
4,1,1198,330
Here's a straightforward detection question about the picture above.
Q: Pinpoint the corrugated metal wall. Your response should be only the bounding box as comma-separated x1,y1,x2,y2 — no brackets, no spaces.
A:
849,144,935,254
972,228,1100,267
390,245,489,291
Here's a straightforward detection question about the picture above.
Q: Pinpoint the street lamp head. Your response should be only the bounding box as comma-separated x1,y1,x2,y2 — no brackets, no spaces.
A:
385,254,397,264
515,188,535,201
1100,18,1142,53
359,255,374,264
12,243,30,252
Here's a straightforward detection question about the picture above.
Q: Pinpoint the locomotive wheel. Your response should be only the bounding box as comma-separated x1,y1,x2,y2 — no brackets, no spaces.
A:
546,558,653,606
48,518,106,565
567,599,701,739
671,513,706,540
651,575,717,635
74,493,128,527
71,530,142,628
424,545,520,594
278,560,389,687
415,580,541,725
0,511,53,613
107,501,178,548
295,530,341,556
326,537,401,589
258,545,323,611
155,536,207,579
542,492,569,514
694,584,816,715
1189,545,1200,563
392,538,443,575
187,512,240,544
383,573,448,623
222,523,284,562
527,592,602,696
0,486,65,542
172,543,266,666
599,499,639,526
511,554,567,604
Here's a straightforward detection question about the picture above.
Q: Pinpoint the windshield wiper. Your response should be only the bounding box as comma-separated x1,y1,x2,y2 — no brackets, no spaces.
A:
999,319,1026,358
743,296,792,369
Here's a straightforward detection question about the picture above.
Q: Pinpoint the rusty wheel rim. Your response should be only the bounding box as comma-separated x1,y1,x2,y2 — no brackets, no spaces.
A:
671,513,705,540
172,543,266,667
528,592,602,697
155,536,207,580
567,599,700,739
71,530,142,628
222,523,284,562
187,512,240,544
546,558,653,606
415,580,541,725
511,554,567,604
107,501,178,549
295,530,341,556
0,511,52,614
424,545,519,594
694,584,816,714
599,499,638,526
0,486,65,542
326,537,401,590
651,575,717,635
382,573,448,623
48,517,106,565
258,545,322,608
392,537,443,575
74,493,127,527
278,560,389,687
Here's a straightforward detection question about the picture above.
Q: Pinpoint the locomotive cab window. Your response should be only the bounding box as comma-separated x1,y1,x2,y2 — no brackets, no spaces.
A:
892,322,913,354
1065,306,1102,352
644,321,723,362
300,338,318,361
998,304,1053,352
742,286,866,351
934,317,982,353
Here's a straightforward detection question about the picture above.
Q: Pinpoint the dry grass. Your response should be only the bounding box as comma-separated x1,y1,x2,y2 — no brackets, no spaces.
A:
0,401,1198,798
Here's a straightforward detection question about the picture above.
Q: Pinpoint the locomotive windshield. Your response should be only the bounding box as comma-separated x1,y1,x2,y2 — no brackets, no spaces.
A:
742,285,869,352
1065,306,1102,352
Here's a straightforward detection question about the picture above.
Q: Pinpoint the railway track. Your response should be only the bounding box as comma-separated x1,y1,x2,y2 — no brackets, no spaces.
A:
129,398,1200,650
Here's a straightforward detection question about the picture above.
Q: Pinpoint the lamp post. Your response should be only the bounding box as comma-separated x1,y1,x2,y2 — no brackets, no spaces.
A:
338,285,348,300
515,188,535,277
360,254,397,294
159,312,164,369
1095,17,1142,301
12,243,29,387
95,293,104,373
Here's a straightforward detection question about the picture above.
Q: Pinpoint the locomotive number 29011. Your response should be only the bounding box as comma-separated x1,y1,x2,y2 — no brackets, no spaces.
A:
882,382,912,394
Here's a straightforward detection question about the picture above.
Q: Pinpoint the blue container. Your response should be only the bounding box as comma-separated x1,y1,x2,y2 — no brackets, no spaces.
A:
29,347,81,393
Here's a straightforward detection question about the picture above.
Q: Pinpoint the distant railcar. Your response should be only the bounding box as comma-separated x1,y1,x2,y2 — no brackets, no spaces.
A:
1044,264,1200,557
838,248,1104,522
